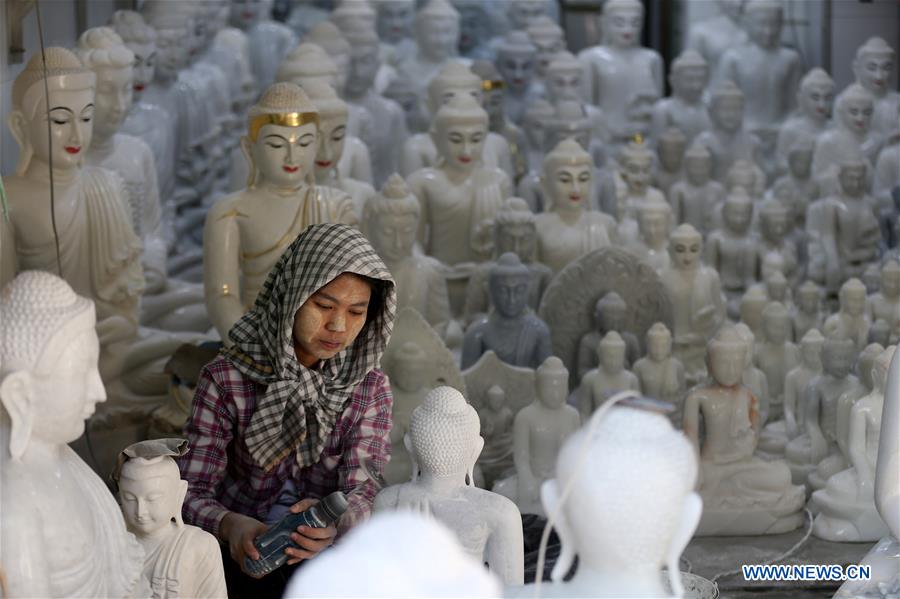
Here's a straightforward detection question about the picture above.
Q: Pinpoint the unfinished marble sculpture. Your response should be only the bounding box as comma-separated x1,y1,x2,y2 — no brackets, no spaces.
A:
203,82,355,339
374,386,525,585
685,0,747,82
494,357,581,516
576,292,641,382
775,68,834,173
695,81,762,183
669,142,724,234
824,279,873,352
854,37,899,152
684,326,806,536
0,271,145,598
633,322,686,420
755,302,800,419
577,332,641,420
113,439,226,597
495,31,540,125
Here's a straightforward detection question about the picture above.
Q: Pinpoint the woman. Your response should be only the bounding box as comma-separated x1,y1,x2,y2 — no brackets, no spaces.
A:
179,224,396,597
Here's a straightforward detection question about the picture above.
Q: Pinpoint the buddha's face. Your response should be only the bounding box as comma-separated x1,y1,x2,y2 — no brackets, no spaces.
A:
882,266,900,298
762,211,790,240
599,343,625,372
93,65,134,140
824,343,854,378
509,0,547,30
249,122,317,188
419,17,459,61
672,65,708,102
799,81,834,121
489,272,530,317
669,234,702,270
125,41,156,98
709,344,745,387
537,369,568,408
347,42,381,96
392,355,427,391
497,50,535,94
231,0,270,29
548,163,591,211
711,95,743,132
622,155,652,195
647,330,671,361
746,8,782,49
119,468,183,537
763,314,788,344
598,302,626,330
605,6,642,49
24,86,95,169
458,6,487,54
801,339,823,367
496,221,537,260
842,287,866,316
684,153,711,184
546,69,582,103
487,389,505,411
435,121,487,171
372,211,417,263
378,1,414,43
658,138,686,171
154,27,188,80
639,211,668,246
839,96,874,136
788,148,812,178
313,113,347,176
723,200,752,233
855,51,895,95
838,163,867,197
532,33,565,77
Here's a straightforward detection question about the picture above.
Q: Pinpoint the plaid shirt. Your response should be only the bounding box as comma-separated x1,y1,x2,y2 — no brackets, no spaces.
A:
179,356,392,538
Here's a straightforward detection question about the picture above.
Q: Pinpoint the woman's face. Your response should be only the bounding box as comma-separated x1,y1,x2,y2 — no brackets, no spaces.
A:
292,273,373,367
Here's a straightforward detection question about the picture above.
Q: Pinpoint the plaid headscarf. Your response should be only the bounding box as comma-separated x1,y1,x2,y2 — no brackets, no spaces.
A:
222,224,397,471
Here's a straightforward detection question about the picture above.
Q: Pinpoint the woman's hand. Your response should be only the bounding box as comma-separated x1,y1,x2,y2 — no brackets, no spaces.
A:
286,498,338,565
220,512,269,577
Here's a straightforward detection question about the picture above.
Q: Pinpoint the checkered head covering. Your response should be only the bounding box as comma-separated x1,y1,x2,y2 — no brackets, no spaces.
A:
223,224,397,471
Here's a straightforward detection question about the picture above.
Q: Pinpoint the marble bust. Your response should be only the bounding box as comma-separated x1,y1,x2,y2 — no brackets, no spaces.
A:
113,439,227,597
651,49,710,143
0,271,145,598
695,81,762,183
854,37,899,151
775,68,834,174
461,253,553,370
684,326,806,535
633,322,686,420
374,386,525,585
577,332,641,420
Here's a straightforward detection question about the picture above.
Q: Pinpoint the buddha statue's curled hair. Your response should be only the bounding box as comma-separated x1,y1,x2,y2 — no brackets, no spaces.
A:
409,387,480,478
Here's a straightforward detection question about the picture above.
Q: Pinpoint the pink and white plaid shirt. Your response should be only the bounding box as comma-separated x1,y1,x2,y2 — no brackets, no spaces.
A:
179,356,392,538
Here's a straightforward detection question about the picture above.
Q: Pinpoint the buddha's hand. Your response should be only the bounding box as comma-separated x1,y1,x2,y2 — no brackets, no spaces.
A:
286,498,337,565
221,512,268,577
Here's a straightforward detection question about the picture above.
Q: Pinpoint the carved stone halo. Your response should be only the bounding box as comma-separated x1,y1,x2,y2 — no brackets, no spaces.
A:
538,247,673,387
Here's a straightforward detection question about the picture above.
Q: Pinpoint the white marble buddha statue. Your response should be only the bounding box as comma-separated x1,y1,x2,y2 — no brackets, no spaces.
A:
544,51,609,145
382,341,430,485
204,83,356,339
655,127,687,198
229,0,297,90
471,60,529,184
401,0,462,97
868,259,900,344
685,0,747,84
0,271,146,598
629,200,673,273
577,332,641,421
525,17,565,96
525,406,701,599
775,68,834,174
522,98,553,171
661,224,727,384
495,31,540,125
618,138,668,228
684,326,806,535
577,0,663,144
773,137,819,229
854,37,899,153
792,281,823,341
755,302,800,419
824,278,872,352
706,188,757,310
756,198,799,286
633,322,686,419
408,93,512,268
534,139,616,274
651,49,710,143
364,174,451,335
477,385,515,490
374,386,525,585
669,142,724,234
734,321,771,423
494,357,581,517
376,0,416,66
811,83,875,194
576,292,641,381
113,440,227,597
695,81,762,183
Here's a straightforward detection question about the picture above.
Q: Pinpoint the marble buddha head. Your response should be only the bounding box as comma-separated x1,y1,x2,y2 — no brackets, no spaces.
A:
376,0,414,44
407,386,482,483
761,301,790,345
9,47,96,176
229,0,273,30
536,356,569,409
496,31,537,95
332,0,378,37
304,81,349,179
797,281,820,314
840,278,867,317
822,336,856,379
277,43,340,90
486,384,506,412
638,201,671,248
75,27,136,142
707,326,746,387
760,200,791,243
526,16,564,79
853,37,896,97
541,138,592,213
415,0,461,62
306,22,351,95
598,332,626,373
546,51,584,104
722,188,753,234
488,253,531,318
241,82,319,189
344,25,382,98
683,142,713,185
111,11,158,101
454,0,489,56
544,101,592,153
431,94,489,173
708,81,745,133
669,49,708,103
837,157,868,198
744,0,783,49
787,136,814,178
390,341,428,393
668,224,702,271
603,0,644,50
647,322,673,361
835,83,874,137
523,99,554,154
508,0,551,30
365,173,420,263
799,328,824,369
142,0,191,80
426,62,481,114
594,292,627,332
881,260,900,299
0,272,104,460
115,442,189,538
797,68,834,122
470,60,506,126
620,138,654,195
494,197,538,262
658,127,688,172
542,406,699,593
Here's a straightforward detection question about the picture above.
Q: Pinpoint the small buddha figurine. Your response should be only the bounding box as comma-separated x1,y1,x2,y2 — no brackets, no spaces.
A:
806,158,881,293
824,279,872,352
792,281,824,341
661,224,726,383
633,322,686,418
463,198,553,326
526,17,565,95
755,302,800,420
471,60,529,184
383,73,430,134
669,142,724,234
734,322,771,424
655,127,687,198
522,99,554,170
685,0,747,81
864,262,883,295
364,174,451,336
775,68,834,173
811,84,875,194
725,158,766,200
756,199,799,285
374,386,525,585
400,0,462,97
738,287,768,341
617,138,667,229
229,0,296,90
531,406,701,599
651,49,710,143
706,188,757,310
577,332,641,421
684,326,806,536
477,385,515,489
773,137,820,229
544,51,610,145
576,0,663,144
203,82,355,339
534,139,616,274
494,357,581,517
695,81,762,183
495,31,541,125
629,200,673,273
853,37,899,151
461,253,553,370
383,341,431,485
868,259,900,343
375,0,416,66
408,93,512,266
0,272,146,598
113,439,227,598
576,292,641,382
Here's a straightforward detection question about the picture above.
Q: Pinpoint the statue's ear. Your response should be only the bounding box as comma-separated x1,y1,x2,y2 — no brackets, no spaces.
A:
239,135,256,187
174,478,189,526
7,110,26,149
540,479,576,582
665,492,703,598
0,372,35,460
